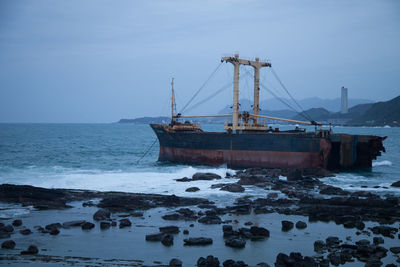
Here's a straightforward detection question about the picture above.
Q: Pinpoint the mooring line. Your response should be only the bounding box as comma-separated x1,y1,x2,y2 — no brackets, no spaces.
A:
136,138,157,165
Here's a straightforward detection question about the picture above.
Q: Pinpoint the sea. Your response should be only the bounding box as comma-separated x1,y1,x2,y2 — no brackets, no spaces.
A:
0,123,399,217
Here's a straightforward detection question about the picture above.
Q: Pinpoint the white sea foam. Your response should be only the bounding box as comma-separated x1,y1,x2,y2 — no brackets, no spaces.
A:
372,160,392,167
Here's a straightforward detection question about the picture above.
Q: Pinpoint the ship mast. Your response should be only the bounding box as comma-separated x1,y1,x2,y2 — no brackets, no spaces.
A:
171,77,176,123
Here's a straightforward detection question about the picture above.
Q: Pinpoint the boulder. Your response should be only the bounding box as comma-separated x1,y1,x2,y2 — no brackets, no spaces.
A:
119,218,132,228
198,215,222,224
391,181,400,187
390,247,400,254
286,169,303,181
62,220,86,228
45,223,62,231
20,245,38,255
12,220,22,227
146,232,165,241
225,238,246,248
220,184,245,193
93,209,111,221
161,234,174,246
183,229,189,235
19,228,32,235
192,172,221,181
175,177,192,182
100,222,111,230
159,226,179,234
281,220,294,231
314,240,326,253
223,259,248,267
197,255,220,267
326,236,341,247
184,237,213,246
1,240,15,249
249,226,270,237
295,221,307,229
186,187,200,192
373,237,384,245
81,222,95,230
169,258,183,267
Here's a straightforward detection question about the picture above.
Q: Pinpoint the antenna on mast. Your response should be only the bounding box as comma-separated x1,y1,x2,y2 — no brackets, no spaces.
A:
171,77,176,123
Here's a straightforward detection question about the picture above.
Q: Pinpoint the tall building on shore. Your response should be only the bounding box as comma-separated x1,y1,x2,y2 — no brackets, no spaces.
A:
341,87,348,114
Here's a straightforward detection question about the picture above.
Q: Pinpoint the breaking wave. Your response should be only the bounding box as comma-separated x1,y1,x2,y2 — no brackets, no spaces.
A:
372,160,392,167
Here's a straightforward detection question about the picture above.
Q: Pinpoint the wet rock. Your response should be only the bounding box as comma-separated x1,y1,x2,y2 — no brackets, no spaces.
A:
146,232,165,241
295,221,307,229
244,221,253,226
356,239,370,246
50,228,60,235
159,226,179,234
100,222,111,230
1,225,14,233
286,169,303,181
391,181,400,187
198,215,222,224
225,237,246,248
93,208,111,221
81,222,95,230
255,263,270,267
62,220,86,228
21,245,38,255
184,237,213,246
220,184,245,193
1,240,15,249
390,247,400,254
197,255,220,267
19,228,32,235
314,240,326,253
12,220,22,227
130,211,144,217
373,237,384,245
82,201,95,207
169,258,182,267
183,229,189,235
162,208,198,221
326,236,341,247
186,187,200,192
281,220,294,231
249,226,270,238
119,218,131,228
161,234,174,246
370,225,398,238
175,177,191,182
328,251,341,266
223,259,248,267
111,221,117,227
319,185,348,195
193,173,221,181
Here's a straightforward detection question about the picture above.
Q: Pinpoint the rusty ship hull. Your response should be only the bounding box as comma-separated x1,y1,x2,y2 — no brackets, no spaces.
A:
150,124,385,170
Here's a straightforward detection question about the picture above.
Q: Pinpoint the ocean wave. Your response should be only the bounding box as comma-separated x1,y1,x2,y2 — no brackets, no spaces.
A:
372,160,392,167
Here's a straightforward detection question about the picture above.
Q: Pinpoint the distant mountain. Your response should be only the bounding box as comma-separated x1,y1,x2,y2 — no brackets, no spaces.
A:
218,97,373,114
292,108,331,121
347,96,400,126
118,117,170,124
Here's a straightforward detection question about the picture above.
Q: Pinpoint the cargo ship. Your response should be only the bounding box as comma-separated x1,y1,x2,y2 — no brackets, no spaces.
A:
151,55,385,170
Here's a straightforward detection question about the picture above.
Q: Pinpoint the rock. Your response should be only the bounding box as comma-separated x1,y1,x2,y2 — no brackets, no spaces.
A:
223,259,248,267
1,225,14,233
161,234,174,246
373,237,384,245
19,228,32,235
198,215,222,224
326,236,341,247
192,172,221,181
281,220,294,231
286,169,303,181
390,247,400,254
159,226,179,234
50,228,60,235
249,226,270,237
81,222,95,230
197,255,220,267
175,177,192,182
93,209,111,221
370,225,398,237
186,187,200,192
244,221,253,226
45,223,61,231
169,258,182,267
220,184,245,193
12,220,22,227
328,251,341,266
225,238,246,248
295,221,307,229
319,185,348,195
255,263,270,267
20,245,39,255
314,240,326,253
146,232,165,241
100,222,111,230
1,240,15,249
183,229,189,235
130,211,144,217
62,220,86,228
356,239,370,246
391,181,400,187
119,218,131,228
184,237,213,246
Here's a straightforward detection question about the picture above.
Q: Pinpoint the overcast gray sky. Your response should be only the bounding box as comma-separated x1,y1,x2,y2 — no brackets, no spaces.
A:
0,0,399,122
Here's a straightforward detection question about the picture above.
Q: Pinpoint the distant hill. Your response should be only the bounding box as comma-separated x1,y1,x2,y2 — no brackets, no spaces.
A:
347,96,400,126
118,117,170,124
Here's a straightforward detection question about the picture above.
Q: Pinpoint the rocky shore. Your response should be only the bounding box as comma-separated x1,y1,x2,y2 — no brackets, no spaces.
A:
1,167,400,266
